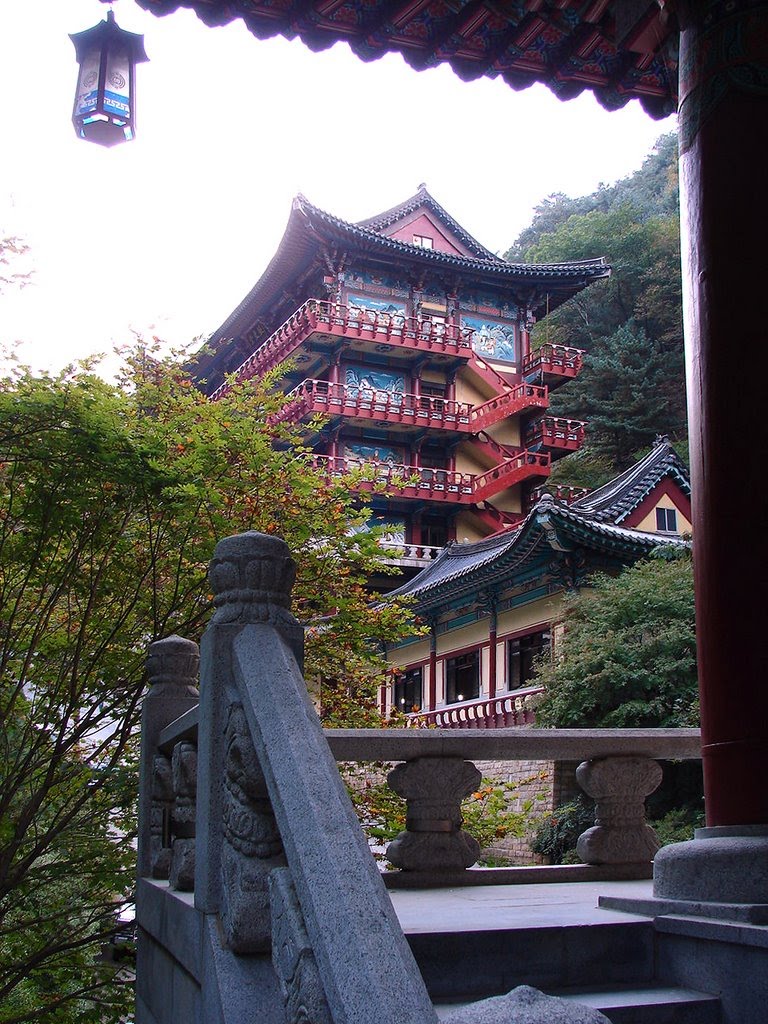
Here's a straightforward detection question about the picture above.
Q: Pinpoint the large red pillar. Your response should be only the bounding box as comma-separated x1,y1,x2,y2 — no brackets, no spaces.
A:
678,3,768,826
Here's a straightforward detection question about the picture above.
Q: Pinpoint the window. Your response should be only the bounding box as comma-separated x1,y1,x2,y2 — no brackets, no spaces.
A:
394,668,423,712
656,507,678,533
445,650,479,704
507,630,550,690
413,234,433,249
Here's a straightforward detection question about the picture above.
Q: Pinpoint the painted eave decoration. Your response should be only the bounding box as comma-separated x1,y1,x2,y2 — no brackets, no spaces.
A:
136,1,679,120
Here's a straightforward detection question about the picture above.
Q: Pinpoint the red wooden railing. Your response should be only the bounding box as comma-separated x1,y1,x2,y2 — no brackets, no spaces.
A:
275,379,473,429
312,452,548,503
407,688,543,729
469,383,548,430
525,416,586,451
523,343,584,379
211,300,475,399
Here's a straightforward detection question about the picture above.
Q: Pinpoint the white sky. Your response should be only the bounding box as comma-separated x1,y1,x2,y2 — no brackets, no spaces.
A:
0,0,676,373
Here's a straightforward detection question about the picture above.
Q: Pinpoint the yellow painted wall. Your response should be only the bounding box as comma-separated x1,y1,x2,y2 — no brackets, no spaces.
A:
454,514,488,543
486,419,521,447
455,373,489,406
635,499,692,535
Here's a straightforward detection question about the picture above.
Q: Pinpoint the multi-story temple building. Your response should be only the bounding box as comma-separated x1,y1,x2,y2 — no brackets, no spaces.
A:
197,186,609,579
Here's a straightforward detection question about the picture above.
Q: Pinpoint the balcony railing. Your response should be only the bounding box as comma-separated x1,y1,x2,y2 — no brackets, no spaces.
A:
311,452,549,503
276,378,472,429
525,416,586,452
211,299,475,399
469,382,548,430
407,688,542,728
378,541,443,565
523,343,584,381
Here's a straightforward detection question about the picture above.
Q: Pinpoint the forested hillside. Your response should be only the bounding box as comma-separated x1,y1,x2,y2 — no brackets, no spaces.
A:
507,134,686,485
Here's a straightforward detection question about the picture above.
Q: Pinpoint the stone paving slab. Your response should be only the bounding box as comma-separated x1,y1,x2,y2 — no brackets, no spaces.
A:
389,879,655,934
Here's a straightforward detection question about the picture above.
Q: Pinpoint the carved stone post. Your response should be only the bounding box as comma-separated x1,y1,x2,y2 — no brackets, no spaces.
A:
137,635,200,879
169,740,198,891
195,532,299,943
386,757,481,872
575,756,662,865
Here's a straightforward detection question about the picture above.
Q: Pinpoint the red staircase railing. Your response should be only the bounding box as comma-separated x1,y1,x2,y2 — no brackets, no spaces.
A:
469,383,548,430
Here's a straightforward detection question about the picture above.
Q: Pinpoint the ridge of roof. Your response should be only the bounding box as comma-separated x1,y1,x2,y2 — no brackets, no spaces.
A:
356,184,504,263
296,194,610,276
570,438,690,523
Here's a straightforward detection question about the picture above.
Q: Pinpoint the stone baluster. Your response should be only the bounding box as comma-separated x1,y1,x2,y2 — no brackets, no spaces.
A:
575,756,662,865
386,757,481,872
138,635,200,879
169,739,198,891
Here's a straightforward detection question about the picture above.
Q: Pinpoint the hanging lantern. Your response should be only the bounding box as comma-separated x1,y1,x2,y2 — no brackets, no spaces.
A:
70,9,148,147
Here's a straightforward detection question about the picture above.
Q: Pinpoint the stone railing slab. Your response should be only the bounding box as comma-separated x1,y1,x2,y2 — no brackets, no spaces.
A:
324,728,702,763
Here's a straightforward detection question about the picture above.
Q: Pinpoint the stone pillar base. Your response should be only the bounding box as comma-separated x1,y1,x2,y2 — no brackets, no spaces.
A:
653,825,768,905
598,826,768,924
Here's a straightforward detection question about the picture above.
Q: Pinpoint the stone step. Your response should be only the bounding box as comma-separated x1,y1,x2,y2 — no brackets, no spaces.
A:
406,920,655,1000
434,985,720,1024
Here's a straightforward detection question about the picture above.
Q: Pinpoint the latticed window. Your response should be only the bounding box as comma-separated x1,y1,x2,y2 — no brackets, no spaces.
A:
507,630,550,690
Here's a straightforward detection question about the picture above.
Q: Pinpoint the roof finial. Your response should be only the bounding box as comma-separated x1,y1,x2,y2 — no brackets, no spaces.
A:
417,182,428,193
654,433,670,446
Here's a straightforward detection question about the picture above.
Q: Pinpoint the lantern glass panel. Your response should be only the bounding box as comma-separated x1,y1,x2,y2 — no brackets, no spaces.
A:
74,49,102,118
104,50,131,121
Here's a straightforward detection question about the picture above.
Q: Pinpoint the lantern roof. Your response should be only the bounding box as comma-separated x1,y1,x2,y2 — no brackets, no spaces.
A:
70,9,149,65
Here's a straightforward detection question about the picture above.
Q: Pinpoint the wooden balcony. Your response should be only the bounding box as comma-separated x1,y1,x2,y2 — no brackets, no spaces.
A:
312,451,549,504
523,343,585,387
275,378,548,434
406,687,543,729
211,299,474,399
524,416,586,454
276,379,473,430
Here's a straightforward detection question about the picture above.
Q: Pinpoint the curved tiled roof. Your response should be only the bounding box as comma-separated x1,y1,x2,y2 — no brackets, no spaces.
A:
389,439,691,609
570,437,690,523
137,2,678,120
207,192,610,352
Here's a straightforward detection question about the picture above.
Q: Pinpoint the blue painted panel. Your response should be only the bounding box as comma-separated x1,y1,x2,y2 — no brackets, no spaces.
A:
463,314,517,363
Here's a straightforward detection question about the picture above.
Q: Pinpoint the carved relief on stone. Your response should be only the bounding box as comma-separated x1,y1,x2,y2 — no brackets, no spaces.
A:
576,756,663,865
169,740,197,892
150,753,173,880
386,757,481,872
270,868,331,1024
221,704,285,952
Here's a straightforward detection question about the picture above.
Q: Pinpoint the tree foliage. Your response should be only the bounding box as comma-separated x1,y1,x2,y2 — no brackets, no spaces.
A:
506,134,686,480
533,552,698,729
0,346,418,1021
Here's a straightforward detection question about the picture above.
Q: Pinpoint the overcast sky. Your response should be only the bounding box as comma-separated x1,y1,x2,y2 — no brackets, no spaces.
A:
0,0,676,373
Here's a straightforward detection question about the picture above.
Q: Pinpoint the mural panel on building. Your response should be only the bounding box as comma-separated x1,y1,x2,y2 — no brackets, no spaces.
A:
463,315,516,363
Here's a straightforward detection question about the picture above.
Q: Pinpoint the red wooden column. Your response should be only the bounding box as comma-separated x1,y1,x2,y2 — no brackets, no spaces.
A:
428,623,437,711
678,3,768,826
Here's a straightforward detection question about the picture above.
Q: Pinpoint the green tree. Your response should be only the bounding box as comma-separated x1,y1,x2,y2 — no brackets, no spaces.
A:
533,551,698,729
0,347,418,1022
505,133,686,477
